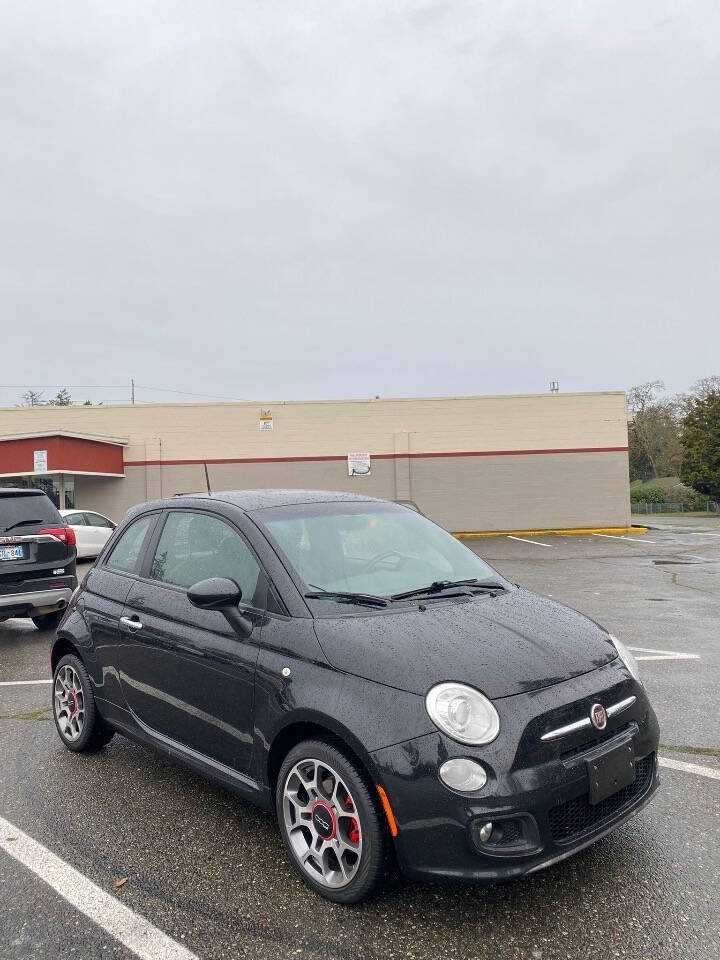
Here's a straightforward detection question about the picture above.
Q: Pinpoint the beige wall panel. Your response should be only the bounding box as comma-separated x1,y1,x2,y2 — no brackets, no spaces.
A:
72,451,630,533
74,461,396,522
166,459,397,501
73,475,142,523
409,452,631,531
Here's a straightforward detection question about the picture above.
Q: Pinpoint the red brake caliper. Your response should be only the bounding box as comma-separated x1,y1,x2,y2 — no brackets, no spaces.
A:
345,795,360,844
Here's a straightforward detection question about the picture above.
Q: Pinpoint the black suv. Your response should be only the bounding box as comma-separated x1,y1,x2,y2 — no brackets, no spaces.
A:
0,488,77,630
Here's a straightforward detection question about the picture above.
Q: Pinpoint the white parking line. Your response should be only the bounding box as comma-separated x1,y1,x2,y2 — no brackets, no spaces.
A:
659,757,720,781
592,533,656,543
0,816,197,960
506,536,553,547
627,646,700,662
0,679,52,686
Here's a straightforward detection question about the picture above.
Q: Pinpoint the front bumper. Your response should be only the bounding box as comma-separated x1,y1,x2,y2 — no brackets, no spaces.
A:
371,662,660,883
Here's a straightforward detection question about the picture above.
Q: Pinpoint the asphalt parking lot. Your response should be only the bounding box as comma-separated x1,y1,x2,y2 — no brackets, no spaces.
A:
1,515,719,960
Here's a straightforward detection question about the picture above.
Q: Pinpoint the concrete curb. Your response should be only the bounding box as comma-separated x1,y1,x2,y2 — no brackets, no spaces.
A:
455,526,649,539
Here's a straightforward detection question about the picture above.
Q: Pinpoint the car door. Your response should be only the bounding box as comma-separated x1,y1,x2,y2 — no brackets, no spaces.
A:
80,512,159,711
117,509,266,773
85,512,115,556
65,512,90,558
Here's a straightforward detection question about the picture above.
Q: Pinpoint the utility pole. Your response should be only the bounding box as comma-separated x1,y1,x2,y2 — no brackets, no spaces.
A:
131,379,135,405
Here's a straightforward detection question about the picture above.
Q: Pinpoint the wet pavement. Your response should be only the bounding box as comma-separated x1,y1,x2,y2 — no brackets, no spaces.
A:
1,519,719,960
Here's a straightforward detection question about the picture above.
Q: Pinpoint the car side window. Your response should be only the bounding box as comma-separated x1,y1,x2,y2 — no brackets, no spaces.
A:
106,515,154,574
86,512,113,528
66,513,87,526
150,511,263,607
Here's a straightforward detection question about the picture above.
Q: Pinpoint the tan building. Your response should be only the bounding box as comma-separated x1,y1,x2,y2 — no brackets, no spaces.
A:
0,392,631,533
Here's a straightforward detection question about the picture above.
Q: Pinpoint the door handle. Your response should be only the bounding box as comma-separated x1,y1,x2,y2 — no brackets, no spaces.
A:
120,616,143,632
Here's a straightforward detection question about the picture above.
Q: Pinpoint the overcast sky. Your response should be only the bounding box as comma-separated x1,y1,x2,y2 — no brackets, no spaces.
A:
1,0,718,407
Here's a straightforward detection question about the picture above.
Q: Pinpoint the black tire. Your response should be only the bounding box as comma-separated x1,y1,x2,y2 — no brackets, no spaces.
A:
276,738,386,904
52,653,115,752
32,610,64,631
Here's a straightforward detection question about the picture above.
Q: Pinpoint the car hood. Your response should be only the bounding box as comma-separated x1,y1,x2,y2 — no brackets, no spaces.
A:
313,588,617,699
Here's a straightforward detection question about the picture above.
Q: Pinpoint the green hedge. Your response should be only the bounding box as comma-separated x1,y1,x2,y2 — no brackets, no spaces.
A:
630,482,707,508
630,485,666,503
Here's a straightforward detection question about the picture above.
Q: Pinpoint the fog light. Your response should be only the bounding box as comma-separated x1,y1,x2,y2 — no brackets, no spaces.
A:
438,758,487,792
478,821,493,843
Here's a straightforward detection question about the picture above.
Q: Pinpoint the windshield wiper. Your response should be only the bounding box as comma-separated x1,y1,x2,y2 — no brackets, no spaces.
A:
2,519,44,533
390,578,507,601
305,585,388,608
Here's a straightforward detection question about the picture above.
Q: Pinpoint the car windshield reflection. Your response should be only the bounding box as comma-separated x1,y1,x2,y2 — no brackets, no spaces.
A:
259,502,498,599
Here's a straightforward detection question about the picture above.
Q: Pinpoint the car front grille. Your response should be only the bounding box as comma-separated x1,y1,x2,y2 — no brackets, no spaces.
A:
548,753,654,844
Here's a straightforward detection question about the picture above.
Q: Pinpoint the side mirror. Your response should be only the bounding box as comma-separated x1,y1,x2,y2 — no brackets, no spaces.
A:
188,577,242,610
187,577,253,640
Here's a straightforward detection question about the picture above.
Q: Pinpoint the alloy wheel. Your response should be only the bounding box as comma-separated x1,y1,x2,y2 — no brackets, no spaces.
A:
282,758,363,888
54,664,85,742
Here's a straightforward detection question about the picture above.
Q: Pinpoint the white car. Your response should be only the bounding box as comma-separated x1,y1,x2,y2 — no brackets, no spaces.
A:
60,509,116,559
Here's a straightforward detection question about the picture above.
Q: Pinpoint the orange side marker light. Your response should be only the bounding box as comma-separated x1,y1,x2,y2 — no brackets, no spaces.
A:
376,785,398,837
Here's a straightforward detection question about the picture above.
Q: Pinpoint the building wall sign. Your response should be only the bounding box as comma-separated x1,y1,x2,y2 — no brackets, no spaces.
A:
259,409,273,431
348,452,371,476
33,450,48,473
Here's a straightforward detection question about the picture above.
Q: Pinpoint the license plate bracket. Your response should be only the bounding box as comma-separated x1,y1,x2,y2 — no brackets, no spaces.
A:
587,741,636,805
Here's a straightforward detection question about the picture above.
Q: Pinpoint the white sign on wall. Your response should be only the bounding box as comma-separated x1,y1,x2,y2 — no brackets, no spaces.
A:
33,450,48,473
259,408,274,431
348,452,371,477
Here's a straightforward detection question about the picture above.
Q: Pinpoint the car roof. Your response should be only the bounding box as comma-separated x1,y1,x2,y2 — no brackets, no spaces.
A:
0,487,48,498
133,489,386,515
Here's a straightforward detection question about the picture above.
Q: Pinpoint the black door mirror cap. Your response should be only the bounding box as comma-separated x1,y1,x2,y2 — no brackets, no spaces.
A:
187,577,242,610
187,578,253,640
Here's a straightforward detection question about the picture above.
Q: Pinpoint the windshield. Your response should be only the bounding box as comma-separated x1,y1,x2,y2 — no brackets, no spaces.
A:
258,501,499,599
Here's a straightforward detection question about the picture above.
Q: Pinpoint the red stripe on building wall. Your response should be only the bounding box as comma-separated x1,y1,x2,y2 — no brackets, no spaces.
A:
123,446,628,468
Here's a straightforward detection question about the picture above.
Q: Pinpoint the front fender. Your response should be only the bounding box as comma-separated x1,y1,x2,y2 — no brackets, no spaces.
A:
252,644,435,789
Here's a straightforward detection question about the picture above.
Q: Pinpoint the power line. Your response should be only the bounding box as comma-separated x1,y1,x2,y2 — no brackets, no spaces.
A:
134,384,248,402
0,383,127,390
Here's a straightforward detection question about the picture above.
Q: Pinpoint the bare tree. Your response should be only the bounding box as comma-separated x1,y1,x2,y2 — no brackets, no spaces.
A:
18,390,45,407
673,374,720,418
627,381,681,481
627,380,665,416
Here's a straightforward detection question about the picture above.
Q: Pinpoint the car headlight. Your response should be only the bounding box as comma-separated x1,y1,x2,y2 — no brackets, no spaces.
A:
425,682,500,745
609,634,640,682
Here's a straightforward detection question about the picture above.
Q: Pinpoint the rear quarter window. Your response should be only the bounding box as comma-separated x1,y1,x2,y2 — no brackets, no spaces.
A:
106,515,155,574
65,513,87,526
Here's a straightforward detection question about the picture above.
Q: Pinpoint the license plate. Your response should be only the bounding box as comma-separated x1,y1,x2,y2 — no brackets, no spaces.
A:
587,741,636,805
0,545,25,561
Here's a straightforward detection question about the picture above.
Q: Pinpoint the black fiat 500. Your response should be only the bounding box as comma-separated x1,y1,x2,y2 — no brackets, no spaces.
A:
52,491,659,903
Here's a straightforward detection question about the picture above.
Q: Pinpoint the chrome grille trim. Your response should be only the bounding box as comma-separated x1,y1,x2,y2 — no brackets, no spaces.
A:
541,695,637,742
541,717,592,742
606,695,636,717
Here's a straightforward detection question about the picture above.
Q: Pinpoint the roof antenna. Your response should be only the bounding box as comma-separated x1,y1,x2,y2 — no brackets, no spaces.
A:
203,463,212,494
